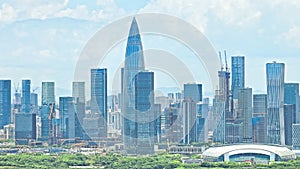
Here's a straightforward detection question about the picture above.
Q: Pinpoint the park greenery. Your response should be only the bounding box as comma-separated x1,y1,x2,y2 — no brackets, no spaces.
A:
0,152,299,168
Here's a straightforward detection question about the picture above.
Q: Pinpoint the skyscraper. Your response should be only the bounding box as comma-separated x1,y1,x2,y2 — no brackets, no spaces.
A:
231,56,245,100
59,97,76,140
284,83,299,123
72,82,85,125
184,84,202,102
266,62,285,145
183,83,204,143
90,68,107,138
123,17,155,154
182,100,197,144
253,94,267,143
213,68,230,144
21,79,31,113
42,82,55,105
284,104,296,146
135,71,155,154
237,88,252,142
15,112,36,145
0,80,11,129
41,82,55,141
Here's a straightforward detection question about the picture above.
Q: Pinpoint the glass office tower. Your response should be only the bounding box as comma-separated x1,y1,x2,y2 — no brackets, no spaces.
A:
266,62,285,145
123,17,155,154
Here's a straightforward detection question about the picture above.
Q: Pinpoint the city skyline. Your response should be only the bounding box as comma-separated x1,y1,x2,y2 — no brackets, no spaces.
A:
1,1,300,98
1,12,300,156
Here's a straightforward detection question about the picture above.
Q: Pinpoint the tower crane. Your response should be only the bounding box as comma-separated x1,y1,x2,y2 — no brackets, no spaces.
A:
48,102,56,145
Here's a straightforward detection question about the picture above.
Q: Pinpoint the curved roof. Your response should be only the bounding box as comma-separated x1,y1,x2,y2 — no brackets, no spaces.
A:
202,144,296,160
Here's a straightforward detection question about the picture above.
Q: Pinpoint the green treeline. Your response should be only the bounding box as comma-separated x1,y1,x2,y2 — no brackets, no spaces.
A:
0,153,299,169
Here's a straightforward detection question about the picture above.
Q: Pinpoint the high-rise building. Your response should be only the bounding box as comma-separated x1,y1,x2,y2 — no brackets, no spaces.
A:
41,82,55,105
231,56,245,100
163,103,181,143
284,104,296,146
40,105,50,139
90,68,107,138
0,80,11,129
123,18,155,154
292,124,300,149
284,83,299,123
135,71,155,154
253,94,267,143
183,83,204,143
214,67,231,144
15,112,36,145
30,93,38,112
218,71,230,117
197,101,209,143
59,97,76,140
21,80,31,113
182,100,197,144
213,67,230,144
41,82,55,142
237,88,253,142
184,84,202,102
72,82,85,125
266,62,285,145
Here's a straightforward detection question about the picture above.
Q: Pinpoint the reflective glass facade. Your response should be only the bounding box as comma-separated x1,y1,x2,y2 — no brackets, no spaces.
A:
41,82,55,105
284,83,299,123
21,79,31,113
231,56,245,99
266,62,285,145
0,80,11,129
253,94,267,143
183,84,202,102
123,18,155,154
59,97,76,139
90,68,107,138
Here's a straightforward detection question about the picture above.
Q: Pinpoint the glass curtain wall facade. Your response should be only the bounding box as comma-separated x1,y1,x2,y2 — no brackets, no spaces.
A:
266,62,285,145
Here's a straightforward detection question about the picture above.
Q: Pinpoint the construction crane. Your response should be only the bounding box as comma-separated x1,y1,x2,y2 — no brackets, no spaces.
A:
224,50,228,72
219,51,224,71
48,102,56,145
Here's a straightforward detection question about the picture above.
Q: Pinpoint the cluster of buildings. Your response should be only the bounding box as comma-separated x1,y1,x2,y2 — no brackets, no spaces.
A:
212,56,300,150
0,18,299,157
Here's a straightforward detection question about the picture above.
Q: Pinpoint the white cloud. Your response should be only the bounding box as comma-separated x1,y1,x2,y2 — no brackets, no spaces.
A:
140,0,210,33
0,3,16,22
140,0,262,32
209,0,261,27
278,26,300,47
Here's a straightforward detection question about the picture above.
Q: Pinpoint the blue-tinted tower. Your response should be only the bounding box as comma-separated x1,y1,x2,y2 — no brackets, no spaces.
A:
123,17,156,154
231,56,245,99
59,97,76,140
90,68,107,138
0,80,11,129
15,113,36,145
183,83,204,143
135,71,154,154
253,94,268,144
22,79,31,113
266,62,285,145
284,83,299,123
184,84,202,102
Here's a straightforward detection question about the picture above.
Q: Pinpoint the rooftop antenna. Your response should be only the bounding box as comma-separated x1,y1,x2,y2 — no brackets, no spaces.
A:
224,50,228,72
219,51,224,71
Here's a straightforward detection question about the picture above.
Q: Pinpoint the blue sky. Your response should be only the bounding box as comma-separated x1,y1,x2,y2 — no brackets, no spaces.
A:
1,0,300,99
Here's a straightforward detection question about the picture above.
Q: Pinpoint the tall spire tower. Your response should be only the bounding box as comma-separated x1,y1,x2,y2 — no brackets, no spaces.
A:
122,17,155,154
